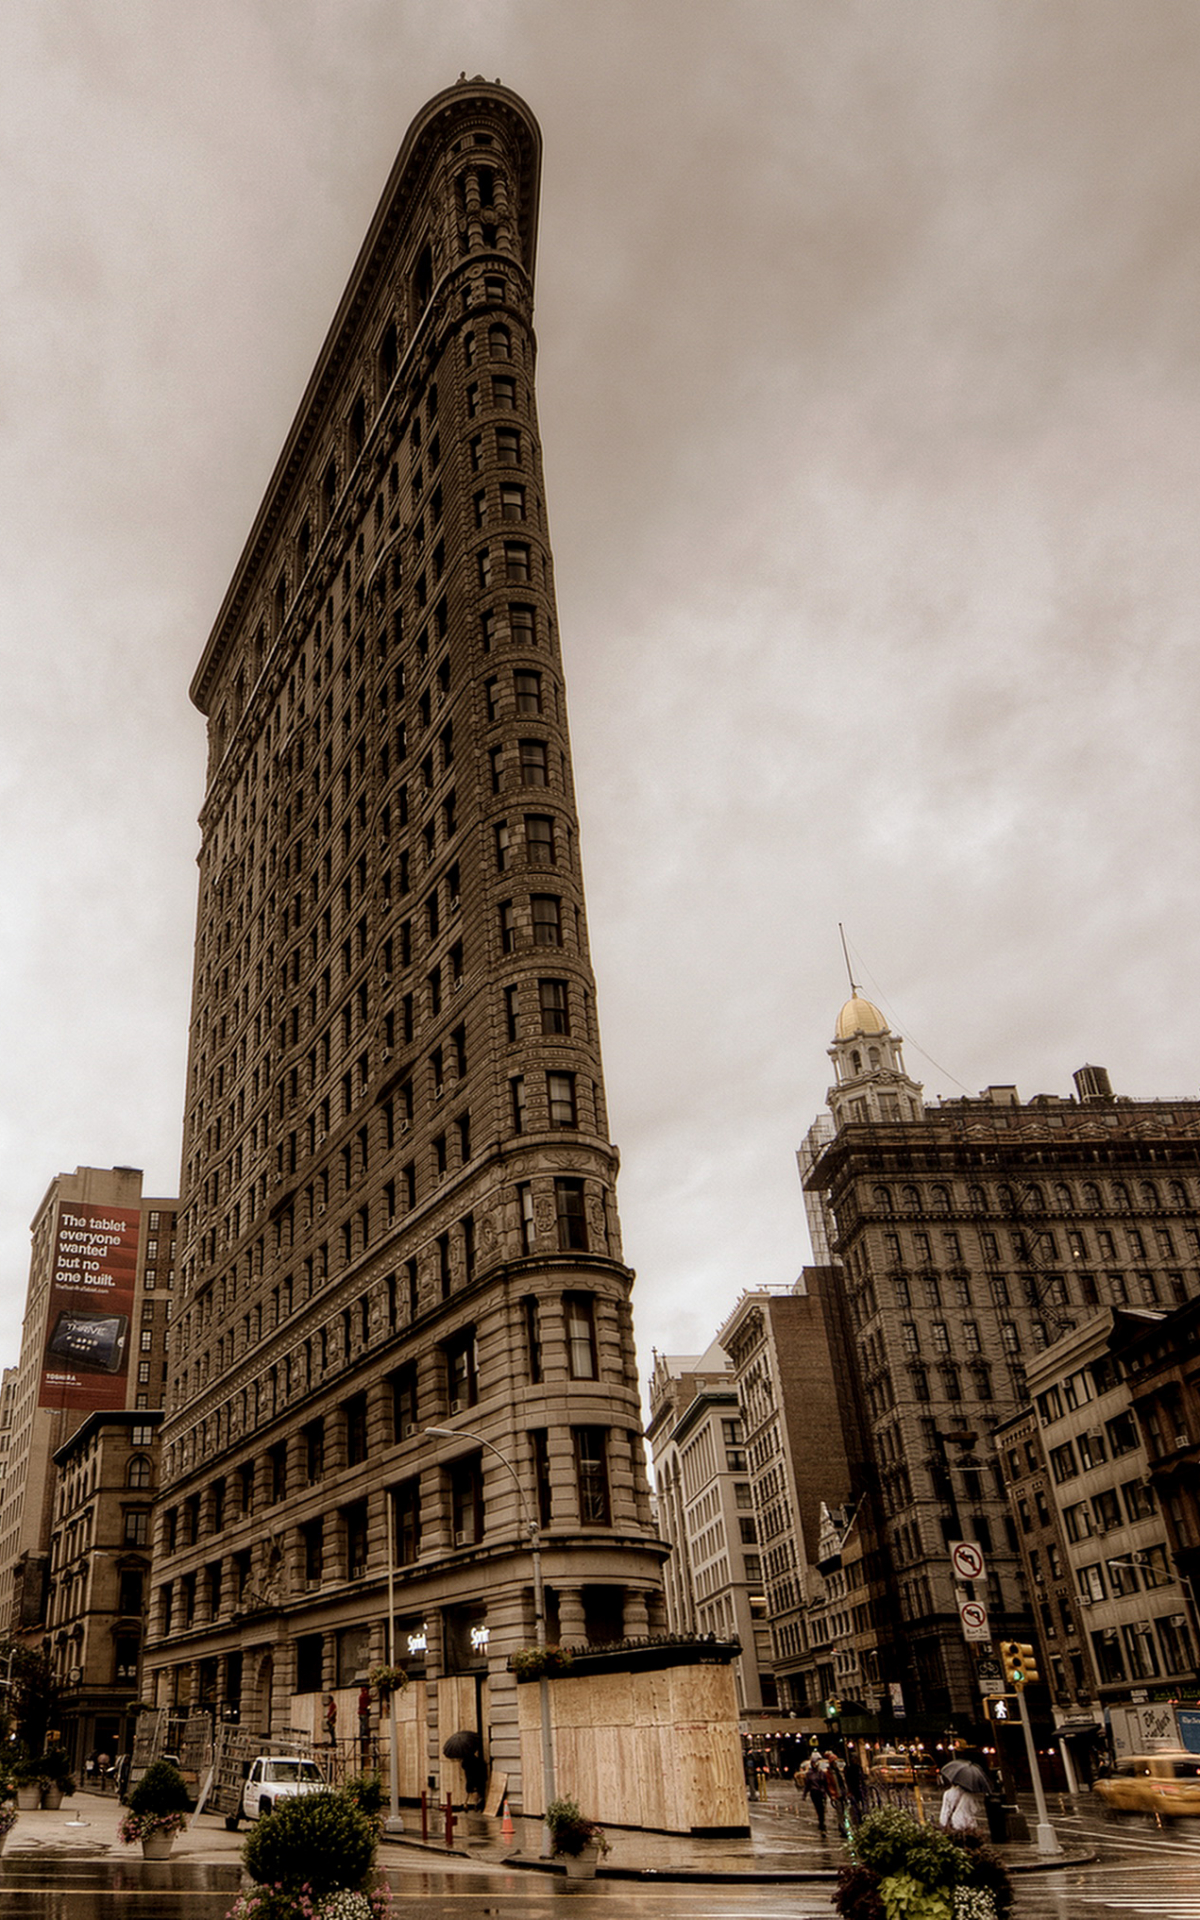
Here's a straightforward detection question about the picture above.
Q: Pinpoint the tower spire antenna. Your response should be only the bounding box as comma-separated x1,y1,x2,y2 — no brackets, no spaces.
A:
838,923,860,998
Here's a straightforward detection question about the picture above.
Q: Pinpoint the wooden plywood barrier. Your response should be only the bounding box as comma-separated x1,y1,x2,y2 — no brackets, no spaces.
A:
517,1660,743,1832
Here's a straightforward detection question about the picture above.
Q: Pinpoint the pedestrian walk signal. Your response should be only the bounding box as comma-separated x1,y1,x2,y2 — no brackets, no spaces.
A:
984,1694,1015,1722
1000,1640,1038,1689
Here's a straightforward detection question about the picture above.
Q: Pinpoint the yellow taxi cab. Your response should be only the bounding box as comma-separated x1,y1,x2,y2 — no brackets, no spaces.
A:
868,1751,940,1787
1094,1752,1200,1819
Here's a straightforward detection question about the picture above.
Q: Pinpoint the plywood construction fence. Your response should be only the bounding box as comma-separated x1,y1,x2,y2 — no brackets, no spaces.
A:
516,1660,746,1832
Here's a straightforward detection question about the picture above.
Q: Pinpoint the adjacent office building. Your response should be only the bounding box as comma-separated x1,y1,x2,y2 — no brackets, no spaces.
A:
144,79,666,1803
0,1165,175,1653
801,995,1200,1723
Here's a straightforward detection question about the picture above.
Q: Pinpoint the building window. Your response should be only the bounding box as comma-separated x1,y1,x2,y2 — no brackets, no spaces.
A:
501,485,525,521
574,1428,610,1525
519,739,547,786
393,1480,420,1564
518,1182,536,1254
124,1510,149,1547
127,1456,153,1489
305,1419,325,1482
444,1329,478,1410
493,376,516,408
500,900,517,952
344,1394,369,1466
390,1366,418,1440
451,1455,484,1545
303,1519,323,1587
564,1292,597,1379
504,542,530,582
510,1075,526,1133
555,1179,588,1251
514,668,541,710
343,1502,369,1580
531,1427,552,1527
539,978,569,1035
523,1295,542,1379
547,1072,577,1128
531,896,562,946
525,814,555,864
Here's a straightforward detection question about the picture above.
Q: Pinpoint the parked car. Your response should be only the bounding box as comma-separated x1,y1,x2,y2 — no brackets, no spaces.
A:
240,1755,327,1822
1094,1752,1200,1819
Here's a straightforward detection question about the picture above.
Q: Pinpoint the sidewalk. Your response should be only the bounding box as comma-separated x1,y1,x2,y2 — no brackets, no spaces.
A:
1,1783,1090,1884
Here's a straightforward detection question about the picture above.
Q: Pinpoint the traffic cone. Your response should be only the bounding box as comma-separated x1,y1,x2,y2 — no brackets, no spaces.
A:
501,1799,514,1842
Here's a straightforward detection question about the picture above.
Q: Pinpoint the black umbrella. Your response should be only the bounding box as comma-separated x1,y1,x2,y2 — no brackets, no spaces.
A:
442,1729,481,1761
941,1759,991,1794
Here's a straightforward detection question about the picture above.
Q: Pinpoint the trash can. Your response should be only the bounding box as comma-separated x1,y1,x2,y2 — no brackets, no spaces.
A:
985,1795,1008,1843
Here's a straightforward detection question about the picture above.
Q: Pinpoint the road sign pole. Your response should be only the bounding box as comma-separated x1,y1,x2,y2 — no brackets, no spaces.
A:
1015,1684,1060,1854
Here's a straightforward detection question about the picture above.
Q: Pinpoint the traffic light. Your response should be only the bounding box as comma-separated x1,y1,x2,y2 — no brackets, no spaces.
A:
1000,1640,1039,1689
983,1695,1013,1723
825,1697,840,1720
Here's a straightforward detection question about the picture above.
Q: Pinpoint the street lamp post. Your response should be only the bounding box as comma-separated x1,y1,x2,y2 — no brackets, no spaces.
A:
424,1426,556,1844
382,1497,404,1835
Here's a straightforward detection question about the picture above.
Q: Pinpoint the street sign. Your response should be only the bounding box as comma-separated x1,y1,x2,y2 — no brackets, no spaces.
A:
960,1599,990,1642
977,1658,1004,1693
950,1540,986,1582
888,1682,906,1720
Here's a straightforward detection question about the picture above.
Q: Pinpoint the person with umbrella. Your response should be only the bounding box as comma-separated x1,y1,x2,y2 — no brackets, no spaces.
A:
939,1752,993,1834
443,1728,488,1808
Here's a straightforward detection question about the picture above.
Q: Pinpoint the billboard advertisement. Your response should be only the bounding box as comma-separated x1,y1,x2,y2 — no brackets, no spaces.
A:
38,1201,139,1410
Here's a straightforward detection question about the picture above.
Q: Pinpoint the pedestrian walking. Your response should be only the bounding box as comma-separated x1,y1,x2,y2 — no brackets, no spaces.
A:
323,1693,338,1749
843,1750,866,1824
796,1753,830,1834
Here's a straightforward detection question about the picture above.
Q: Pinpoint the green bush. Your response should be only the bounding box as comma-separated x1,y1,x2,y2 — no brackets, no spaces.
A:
241,1790,377,1899
341,1772,386,1828
127,1758,191,1817
856,1811,970,1891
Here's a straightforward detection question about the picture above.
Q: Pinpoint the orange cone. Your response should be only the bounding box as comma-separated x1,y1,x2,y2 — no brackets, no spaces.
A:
501,1799,514,1842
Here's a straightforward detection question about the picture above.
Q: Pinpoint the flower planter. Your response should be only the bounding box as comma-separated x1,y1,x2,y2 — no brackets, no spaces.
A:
561,1843,600,1880
140,1832,175,1860
15,1789,39,1812
42,1788,62,1811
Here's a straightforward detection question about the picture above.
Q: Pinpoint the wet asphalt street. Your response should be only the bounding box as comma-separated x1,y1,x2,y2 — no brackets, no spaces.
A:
1,1788,1198,1917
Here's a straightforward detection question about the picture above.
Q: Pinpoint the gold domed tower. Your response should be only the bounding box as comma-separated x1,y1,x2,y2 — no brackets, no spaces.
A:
827,984,924,1130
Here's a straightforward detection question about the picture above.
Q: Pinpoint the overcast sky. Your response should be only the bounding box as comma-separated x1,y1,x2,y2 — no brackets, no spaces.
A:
2,0,1200,1384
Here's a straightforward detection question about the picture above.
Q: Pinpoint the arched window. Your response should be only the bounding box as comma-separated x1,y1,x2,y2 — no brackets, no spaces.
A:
1083,1182,1102,1210
1054,1183,1073,1213
930,1185,950,1212
1170,1180,1189,1208
127,1456,153,1490
901,1185,921,1214
1140,1181,1160,1211
872,1185,893,1213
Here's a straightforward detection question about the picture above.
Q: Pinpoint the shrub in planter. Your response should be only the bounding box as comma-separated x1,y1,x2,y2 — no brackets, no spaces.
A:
126,1758,192,1818
837,1810,1012,1920
40,1748,75,1795
341,1773,386,1832
543,1797,609,1858
509,1646,574,1681
241,1791,377,1901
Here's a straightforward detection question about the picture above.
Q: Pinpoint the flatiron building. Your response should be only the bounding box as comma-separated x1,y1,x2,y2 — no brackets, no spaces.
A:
145,78,664,1802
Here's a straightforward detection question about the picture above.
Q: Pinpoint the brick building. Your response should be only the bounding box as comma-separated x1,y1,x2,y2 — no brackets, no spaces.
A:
0,1166,175,1649
802,996,1200,1723
646,1344,774,1711
144,79,665,1805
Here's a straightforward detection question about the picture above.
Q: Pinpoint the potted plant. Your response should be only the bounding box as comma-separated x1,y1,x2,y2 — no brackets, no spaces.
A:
544,1796,609,1879
0,1801,17,1855
509,1645,574,1681
834,1808,1013,1920
10,1755,44,1812
117,1757,191,1859
365,1663,406,1701
240,1788,377,1902
39,1747,76,1809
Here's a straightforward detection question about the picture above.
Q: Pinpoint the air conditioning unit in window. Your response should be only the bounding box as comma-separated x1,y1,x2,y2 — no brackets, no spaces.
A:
382,1049,392,1062
1078,1596,1093,1608
1176,1434,1192,1450
404,1423,419,1439
68,1667,82,1686
453,975,464,991
449,1399,462,1415
399,1119,409,1133
455,1530,470,1548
